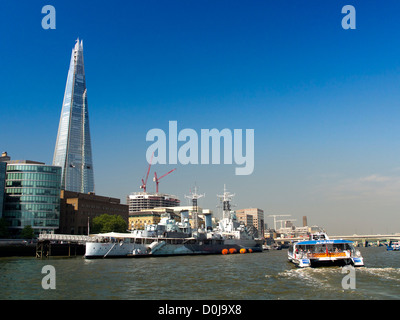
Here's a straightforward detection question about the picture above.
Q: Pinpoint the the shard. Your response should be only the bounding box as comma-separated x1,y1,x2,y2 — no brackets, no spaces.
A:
53,39,95,193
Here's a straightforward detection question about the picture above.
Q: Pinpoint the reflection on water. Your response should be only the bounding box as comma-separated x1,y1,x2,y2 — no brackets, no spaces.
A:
0,247,399,299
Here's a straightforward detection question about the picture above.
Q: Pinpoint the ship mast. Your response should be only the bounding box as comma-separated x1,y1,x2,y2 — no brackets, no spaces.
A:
217,184,235,220
185,186,205,230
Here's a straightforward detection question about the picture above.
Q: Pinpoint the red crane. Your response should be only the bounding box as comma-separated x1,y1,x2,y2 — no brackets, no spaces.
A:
153,168,176,193
140,152,154,193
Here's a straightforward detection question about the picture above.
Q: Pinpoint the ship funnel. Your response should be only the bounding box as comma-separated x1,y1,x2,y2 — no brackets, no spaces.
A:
204,213,212,231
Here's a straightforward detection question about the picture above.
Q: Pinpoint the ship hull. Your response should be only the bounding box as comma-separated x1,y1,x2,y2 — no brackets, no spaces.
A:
85,239,262,259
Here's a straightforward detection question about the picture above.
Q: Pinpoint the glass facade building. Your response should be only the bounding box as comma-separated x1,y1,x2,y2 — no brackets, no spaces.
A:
0,162,6,217
4,164,61,235
53,39,95,193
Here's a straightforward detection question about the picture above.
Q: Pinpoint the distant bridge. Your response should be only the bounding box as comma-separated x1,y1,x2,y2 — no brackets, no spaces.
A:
329,234,400,241
275,234,400,246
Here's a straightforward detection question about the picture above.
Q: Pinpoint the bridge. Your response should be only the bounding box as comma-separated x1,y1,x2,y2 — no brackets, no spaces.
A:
275,234,400,247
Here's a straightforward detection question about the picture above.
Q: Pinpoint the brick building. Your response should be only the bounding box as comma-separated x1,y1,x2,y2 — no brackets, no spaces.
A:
59,190,129,235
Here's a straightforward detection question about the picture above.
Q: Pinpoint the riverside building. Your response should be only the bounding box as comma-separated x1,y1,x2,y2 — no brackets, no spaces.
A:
59,190,129,235
236,208,265,238
2,158,61,236
0,161,6,218
126,192,180,213
53,39,95,194
128,208,181,230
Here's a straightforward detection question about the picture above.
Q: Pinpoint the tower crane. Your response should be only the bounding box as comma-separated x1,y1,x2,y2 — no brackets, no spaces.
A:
276,219,297,230
140,152,154,193
268,214,291,231
153,168,176,193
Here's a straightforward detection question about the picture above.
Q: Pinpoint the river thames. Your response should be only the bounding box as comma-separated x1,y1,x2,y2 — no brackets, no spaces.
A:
0,246,399,300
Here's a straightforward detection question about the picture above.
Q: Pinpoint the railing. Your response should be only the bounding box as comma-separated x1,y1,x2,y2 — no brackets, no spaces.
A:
38,233,102,243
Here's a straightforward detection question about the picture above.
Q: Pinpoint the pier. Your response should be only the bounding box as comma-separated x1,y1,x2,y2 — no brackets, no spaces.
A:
36,234,101,258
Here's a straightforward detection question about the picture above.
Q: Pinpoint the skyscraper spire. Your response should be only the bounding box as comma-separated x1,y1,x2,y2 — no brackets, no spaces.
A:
53,39,95,193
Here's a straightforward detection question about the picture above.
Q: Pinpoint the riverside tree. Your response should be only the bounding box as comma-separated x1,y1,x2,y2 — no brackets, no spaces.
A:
90,214,128,234
21,225,35,239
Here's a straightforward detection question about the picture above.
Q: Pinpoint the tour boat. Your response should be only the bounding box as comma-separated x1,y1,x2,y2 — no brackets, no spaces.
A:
288,232,364,268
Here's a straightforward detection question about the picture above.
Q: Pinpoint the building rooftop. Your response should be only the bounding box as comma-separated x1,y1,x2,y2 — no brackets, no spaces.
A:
0,152,46,165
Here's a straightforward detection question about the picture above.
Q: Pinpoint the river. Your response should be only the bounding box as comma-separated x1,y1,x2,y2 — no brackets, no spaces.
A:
0,246,399,300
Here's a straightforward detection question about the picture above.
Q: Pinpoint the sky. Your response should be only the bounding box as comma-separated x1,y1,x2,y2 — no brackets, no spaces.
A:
1,0,400,235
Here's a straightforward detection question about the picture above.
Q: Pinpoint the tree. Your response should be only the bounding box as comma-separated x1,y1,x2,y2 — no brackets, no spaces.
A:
90,214,128,234
21,225,35,239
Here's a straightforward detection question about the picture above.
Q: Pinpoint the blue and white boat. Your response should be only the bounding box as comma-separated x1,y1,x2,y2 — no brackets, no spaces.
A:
387,241,400,251
288,233,364,268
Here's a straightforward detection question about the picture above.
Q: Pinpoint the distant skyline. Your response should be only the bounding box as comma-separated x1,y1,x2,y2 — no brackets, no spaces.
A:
1,1,400,235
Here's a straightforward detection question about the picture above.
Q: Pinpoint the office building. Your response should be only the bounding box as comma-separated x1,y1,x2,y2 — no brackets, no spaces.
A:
236,208,265,238
126,192,180,213
0,152,10,162
3,160,61,236
0,161,6,218
59,190,129,235
303,215,308,227
53,39,95,193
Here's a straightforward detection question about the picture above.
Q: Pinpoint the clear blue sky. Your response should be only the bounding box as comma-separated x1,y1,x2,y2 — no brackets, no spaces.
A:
1,0,400,234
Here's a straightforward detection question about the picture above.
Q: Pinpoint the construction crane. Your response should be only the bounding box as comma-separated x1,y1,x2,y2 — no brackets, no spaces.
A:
140,152,154,193
153,168,176,193
268,214,291,231
276,219,297,230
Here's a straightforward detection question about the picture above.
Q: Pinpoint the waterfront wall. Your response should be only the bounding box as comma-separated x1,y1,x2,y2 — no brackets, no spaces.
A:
0,240,36,257
0,240,85,258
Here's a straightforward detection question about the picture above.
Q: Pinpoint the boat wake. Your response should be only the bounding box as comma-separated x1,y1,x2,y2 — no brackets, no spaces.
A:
357,267,400,283
277,268,337,289
270,265,400,299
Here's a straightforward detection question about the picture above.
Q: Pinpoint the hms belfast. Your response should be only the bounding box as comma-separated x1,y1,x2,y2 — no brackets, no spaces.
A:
84,186,263,258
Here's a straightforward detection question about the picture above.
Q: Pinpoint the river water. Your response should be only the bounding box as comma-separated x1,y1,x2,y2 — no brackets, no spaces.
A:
0,247,399,300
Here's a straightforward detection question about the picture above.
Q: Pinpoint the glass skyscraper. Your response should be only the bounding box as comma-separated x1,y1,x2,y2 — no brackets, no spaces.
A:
53,39,95,193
